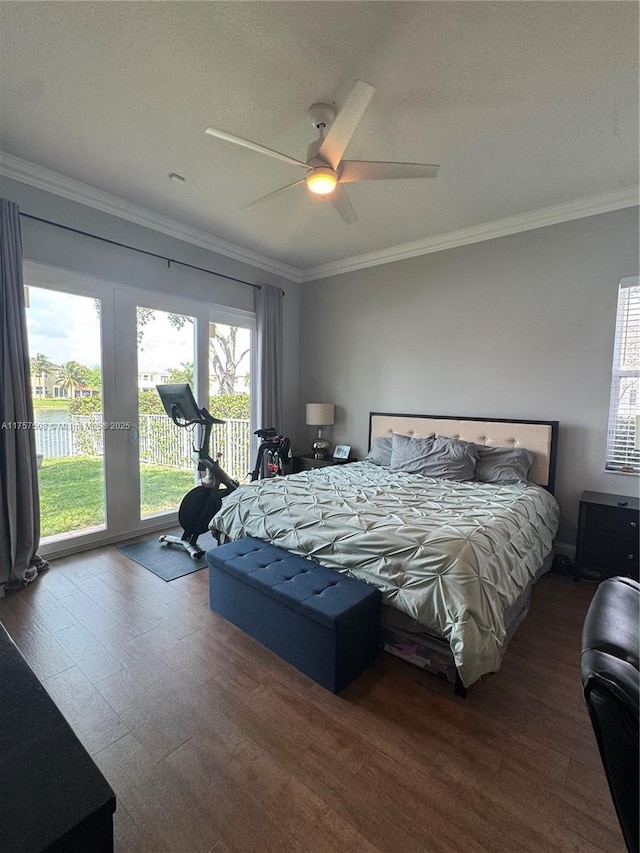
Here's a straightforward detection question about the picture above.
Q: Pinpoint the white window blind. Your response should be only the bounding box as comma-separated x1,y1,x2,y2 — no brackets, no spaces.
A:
606,275,640,473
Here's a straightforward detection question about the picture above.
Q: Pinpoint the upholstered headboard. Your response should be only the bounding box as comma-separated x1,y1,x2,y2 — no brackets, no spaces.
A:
368,412,559,493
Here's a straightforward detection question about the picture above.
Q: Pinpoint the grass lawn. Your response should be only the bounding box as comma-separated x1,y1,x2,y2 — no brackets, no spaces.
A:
33,399,70,410
38,456,194,537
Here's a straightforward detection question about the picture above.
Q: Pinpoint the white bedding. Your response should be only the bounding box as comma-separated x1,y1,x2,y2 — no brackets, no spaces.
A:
211,461,559,686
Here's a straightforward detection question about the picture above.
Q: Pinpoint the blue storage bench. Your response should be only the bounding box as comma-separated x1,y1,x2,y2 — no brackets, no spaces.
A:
207,537,381,692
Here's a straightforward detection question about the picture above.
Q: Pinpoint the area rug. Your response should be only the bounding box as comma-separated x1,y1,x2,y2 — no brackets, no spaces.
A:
118,529,216,581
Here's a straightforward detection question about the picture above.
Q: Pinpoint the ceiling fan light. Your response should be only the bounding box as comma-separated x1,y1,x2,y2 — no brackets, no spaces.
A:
306,167,338,195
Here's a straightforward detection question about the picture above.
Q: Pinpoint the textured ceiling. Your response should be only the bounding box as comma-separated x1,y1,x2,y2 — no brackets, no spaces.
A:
0,1,638,273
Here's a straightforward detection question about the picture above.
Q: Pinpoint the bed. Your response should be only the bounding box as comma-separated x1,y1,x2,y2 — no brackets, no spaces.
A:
211,412,560,693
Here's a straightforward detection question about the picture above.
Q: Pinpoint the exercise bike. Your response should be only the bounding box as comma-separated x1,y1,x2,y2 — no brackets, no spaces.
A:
156,383,238,560
250,427,292,480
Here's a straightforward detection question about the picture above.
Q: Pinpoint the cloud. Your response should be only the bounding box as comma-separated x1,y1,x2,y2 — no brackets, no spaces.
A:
26,286,100,366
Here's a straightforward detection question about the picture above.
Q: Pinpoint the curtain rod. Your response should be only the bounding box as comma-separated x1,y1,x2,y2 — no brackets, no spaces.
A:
20,212,262,290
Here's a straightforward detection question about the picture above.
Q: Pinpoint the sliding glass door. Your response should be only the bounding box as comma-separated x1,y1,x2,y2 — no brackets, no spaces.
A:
208,320,253,482
133,307,255,523
135,306,197,519
26,285,106,540
24,261,255,558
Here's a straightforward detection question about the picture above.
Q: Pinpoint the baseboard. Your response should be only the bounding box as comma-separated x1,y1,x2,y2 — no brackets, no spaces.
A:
38,514,180,561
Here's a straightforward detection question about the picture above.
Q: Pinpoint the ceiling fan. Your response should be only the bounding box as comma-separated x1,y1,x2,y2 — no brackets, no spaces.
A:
205,80,440,224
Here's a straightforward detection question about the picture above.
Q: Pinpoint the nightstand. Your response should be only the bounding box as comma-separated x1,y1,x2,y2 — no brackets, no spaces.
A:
575,490,639,582
292,454,356,473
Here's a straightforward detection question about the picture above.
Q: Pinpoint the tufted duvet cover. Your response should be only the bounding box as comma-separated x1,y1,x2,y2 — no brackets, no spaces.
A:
211,461,559,686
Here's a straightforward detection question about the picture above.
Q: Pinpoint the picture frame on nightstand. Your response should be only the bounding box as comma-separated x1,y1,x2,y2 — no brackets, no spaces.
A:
333,444,351,461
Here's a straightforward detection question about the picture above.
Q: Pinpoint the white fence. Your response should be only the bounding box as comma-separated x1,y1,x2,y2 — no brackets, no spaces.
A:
34,415,103,458
138,415,251,481
35,415,251,482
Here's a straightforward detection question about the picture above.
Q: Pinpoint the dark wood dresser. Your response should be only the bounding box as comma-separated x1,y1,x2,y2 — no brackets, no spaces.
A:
0,621,116,852
575,490,639,582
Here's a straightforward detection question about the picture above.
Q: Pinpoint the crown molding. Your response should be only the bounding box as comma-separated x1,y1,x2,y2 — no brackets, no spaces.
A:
2,152,636,284
0,152,302,282
300,185,640,282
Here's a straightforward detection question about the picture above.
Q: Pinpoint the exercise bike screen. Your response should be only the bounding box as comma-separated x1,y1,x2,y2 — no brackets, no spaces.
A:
156,383,201,422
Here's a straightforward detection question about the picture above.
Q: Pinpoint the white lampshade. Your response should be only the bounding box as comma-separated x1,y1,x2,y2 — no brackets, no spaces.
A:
306,403,335,426
635,414,640,451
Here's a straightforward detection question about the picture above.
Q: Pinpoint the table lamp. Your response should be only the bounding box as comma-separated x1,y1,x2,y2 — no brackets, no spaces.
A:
306,403,335,459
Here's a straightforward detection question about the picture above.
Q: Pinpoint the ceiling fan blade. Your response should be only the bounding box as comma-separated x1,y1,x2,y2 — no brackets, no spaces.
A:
243,179,306,211
318,80,375,170
329,184,358,225
205,127,310,170
339,160,440,183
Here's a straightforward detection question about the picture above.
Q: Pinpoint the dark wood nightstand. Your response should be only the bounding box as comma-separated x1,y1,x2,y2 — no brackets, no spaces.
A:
575,490,639,582
292,454,357,473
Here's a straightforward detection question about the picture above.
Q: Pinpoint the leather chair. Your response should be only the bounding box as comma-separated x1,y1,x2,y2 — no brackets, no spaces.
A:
581,576,639,853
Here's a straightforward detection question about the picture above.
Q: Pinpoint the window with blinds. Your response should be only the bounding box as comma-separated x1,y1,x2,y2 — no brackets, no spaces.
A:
606,275,640,473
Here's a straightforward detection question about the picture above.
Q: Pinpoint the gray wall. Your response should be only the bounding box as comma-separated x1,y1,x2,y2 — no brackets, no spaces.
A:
0,177,301,438
299,206,639,548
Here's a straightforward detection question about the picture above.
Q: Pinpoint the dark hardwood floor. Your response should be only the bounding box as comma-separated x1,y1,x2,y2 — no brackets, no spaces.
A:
0,544,625,853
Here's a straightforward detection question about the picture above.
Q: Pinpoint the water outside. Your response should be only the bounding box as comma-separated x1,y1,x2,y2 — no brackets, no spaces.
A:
34,408,69,423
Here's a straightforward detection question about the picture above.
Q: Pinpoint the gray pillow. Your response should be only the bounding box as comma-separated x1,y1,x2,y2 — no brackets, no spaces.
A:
389,432,441,475
366,435,393,467
391,433,478,480
473,444,535,484
415,435,479,480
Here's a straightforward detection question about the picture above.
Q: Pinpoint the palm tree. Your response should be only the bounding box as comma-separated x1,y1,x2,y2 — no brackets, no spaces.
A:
30,353,53,397
56,361,88,399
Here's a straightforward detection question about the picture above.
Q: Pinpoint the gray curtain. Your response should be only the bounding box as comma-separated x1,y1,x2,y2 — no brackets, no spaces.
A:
255,284,283,430
0,199,48,594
